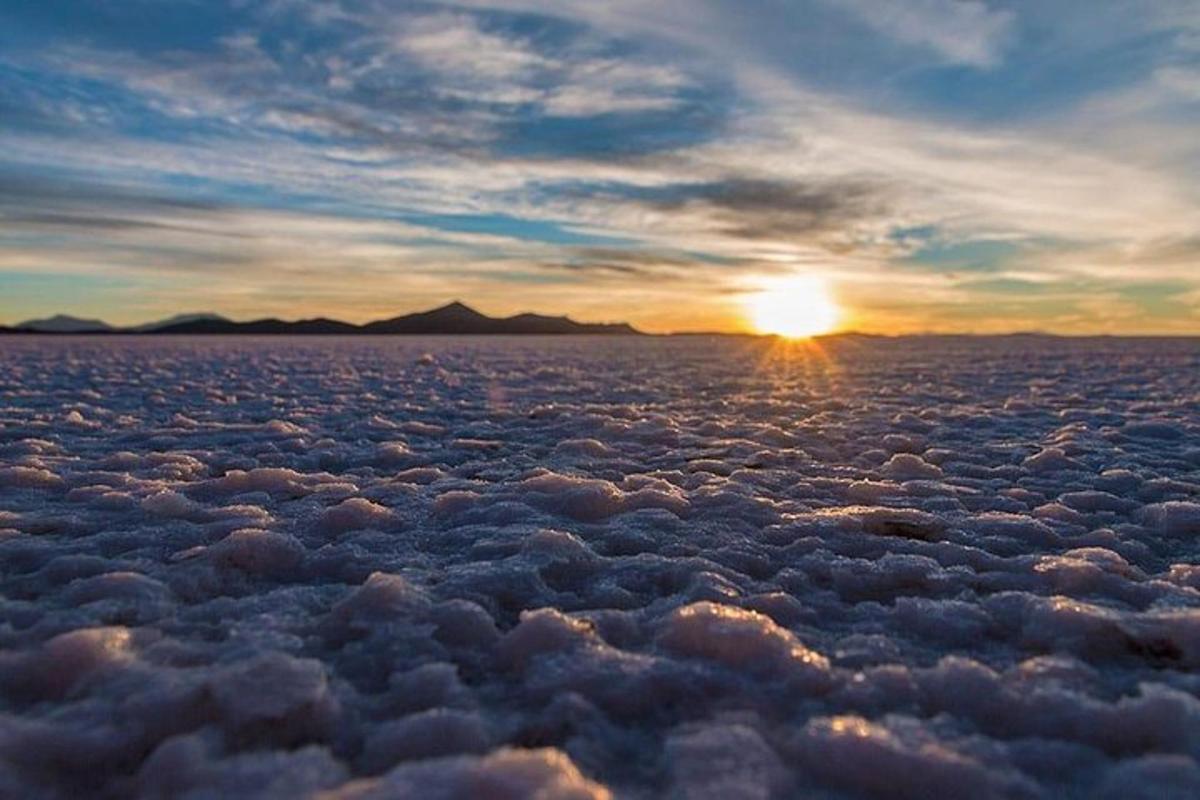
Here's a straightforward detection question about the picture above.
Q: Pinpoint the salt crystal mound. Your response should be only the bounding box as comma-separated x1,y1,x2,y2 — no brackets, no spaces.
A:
1,334,1200,798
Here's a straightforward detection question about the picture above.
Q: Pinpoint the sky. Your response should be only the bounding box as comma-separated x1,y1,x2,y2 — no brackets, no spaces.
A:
1,0,1199,334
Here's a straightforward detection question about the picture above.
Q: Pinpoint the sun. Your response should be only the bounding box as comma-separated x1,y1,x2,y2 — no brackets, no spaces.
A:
745,276,841,338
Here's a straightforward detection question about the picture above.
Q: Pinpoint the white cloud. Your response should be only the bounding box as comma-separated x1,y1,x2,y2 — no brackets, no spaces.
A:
827,0,1015,66
396,12,548,84
385,11,695,115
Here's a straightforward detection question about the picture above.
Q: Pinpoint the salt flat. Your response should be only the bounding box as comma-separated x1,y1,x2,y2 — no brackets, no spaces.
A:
2,335,1200,799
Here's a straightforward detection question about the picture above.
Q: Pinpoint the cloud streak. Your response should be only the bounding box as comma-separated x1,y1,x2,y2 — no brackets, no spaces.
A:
828,0,1015,67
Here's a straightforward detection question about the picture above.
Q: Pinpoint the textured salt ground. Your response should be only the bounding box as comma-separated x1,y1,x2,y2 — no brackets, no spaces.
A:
1,335,1200,799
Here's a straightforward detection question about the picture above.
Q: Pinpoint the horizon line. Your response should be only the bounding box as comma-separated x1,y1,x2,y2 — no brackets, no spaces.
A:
6,300,1200,339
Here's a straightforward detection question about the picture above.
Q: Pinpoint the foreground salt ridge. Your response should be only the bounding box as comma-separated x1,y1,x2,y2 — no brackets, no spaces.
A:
0,336,1199,798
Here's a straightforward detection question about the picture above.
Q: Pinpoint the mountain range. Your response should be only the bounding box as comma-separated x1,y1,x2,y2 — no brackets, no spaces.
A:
5,302,641,336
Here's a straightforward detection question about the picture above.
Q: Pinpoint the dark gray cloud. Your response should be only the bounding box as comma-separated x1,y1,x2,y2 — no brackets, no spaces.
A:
558,176,893,247
0,212,251,238
665,178,891,240
0,170,252,239
534,246,751,280
0,171,229,215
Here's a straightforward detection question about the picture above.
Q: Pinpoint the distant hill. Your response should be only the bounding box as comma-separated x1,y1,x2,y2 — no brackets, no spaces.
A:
16,314,114,333
128,312,230,332
153,316,361,335
361,302,639,335
3,302,641,336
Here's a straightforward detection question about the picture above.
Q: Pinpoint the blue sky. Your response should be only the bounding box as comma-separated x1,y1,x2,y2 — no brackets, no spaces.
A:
1,0,1198,332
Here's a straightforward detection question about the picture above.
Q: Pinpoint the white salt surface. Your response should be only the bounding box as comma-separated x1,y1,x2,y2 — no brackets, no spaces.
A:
1,334,1199,798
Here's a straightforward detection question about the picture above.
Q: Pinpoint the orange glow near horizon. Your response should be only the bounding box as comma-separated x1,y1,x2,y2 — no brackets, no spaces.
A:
744,276,841,338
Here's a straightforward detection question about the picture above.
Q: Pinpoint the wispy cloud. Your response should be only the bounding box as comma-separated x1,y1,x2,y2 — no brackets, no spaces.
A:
826,0,1014,67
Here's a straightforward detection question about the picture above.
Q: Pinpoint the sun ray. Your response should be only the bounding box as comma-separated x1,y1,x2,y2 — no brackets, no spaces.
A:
745,276,841,338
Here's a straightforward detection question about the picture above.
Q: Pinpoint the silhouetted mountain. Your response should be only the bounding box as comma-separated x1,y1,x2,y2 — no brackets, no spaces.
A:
17,314,113,333
362,301,488,333
1,302,642,335
128,313,230,332
363,302,639,335
153,317,361,335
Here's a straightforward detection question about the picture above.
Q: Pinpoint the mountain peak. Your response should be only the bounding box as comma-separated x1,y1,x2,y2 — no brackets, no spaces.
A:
425,301,486,317
130,312,229,332
17,314,113,333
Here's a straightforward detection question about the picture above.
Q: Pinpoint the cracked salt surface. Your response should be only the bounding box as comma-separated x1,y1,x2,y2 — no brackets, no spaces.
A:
2,334,1200,799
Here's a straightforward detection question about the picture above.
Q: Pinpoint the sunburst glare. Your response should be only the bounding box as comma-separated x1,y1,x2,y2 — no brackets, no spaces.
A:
745,275,841,338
